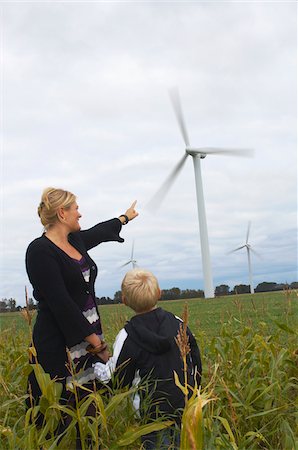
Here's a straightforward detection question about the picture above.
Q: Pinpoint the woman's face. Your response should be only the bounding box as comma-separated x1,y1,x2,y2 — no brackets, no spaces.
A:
63,201,82,232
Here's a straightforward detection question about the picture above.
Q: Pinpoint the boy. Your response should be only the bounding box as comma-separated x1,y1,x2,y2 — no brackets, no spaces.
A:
94,269,202,449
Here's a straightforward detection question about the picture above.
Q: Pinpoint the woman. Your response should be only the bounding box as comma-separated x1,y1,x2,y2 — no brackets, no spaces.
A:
25,187,138,425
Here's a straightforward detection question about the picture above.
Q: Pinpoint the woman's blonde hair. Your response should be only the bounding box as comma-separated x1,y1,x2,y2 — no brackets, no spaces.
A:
121,269,160,313
38,187,76,230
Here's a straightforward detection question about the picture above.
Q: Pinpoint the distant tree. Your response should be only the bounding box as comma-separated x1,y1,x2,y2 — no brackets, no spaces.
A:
96,296,115,305
215,285,230,297
255,282,278,293
232,284,250,294
160,290,169,301
97,296,106,305
160,288,181,300
276,283,287,291
160,289,170,300
180,289,204,299
196,289,204,298
0,300,7,313
28,297,36,310
160,288,204,300
113,291,122,303
290,281,298,289
7,298,16,312
172,287,181,298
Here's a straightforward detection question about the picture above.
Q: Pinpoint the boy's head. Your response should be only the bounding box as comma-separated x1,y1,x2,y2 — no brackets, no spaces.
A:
121,269,161,313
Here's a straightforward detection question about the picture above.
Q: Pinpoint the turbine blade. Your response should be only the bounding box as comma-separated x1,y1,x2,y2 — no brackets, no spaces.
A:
120,261,131,268
191,147,254,157
228,245,246,254
146,154,188,211
246,221,251,244
169,87,190,147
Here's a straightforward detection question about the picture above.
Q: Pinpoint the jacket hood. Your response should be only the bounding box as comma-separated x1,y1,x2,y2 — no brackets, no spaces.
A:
124,307,178,355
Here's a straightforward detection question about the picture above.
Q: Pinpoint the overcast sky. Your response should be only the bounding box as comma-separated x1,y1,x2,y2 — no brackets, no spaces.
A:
0,1,297,306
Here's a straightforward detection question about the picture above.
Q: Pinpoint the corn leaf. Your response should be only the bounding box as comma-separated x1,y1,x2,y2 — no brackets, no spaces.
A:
214,416,237,447
117,420,174,446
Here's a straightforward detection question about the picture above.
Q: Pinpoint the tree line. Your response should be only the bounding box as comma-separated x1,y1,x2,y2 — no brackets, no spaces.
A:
1,281,297,311
214,281,298,296
0,297,36,313
97,281,298,304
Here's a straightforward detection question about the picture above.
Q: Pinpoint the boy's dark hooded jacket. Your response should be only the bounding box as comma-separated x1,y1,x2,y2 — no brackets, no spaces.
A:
96,307,202,419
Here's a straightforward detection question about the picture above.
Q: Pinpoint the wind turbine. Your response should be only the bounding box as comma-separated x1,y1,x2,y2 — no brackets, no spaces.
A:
147,88,253,299
229,222,258,294
120,240,138,269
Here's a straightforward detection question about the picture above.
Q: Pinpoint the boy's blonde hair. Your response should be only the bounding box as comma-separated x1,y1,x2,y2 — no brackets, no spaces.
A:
121,269,160,313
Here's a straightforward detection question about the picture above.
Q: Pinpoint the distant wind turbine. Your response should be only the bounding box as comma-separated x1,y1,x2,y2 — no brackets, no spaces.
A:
147,88,254,299
120,240,138,269
229,222,259,294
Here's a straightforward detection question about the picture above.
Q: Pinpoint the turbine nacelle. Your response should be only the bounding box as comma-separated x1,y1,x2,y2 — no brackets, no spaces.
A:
185,147,207,158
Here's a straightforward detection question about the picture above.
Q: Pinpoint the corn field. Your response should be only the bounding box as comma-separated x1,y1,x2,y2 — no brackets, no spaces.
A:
0,290,297,449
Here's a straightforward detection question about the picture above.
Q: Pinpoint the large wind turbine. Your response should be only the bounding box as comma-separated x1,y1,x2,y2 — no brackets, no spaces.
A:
147,88,253,299
120,240,138,269
229,222,258,294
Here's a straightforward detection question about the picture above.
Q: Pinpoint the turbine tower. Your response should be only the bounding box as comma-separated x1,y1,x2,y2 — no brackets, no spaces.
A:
229,222,257,294
147,88,253,299
120,240,138,269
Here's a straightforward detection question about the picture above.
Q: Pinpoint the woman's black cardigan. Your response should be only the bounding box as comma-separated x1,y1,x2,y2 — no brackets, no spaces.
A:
25,218,123,377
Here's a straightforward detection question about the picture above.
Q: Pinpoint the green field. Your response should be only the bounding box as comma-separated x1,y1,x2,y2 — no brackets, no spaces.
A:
1,290,295,342
0,290,296,364
0,289,297,449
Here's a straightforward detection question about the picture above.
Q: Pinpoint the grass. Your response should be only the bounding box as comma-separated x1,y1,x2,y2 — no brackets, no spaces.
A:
0,290,295,340
0,289,297,449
